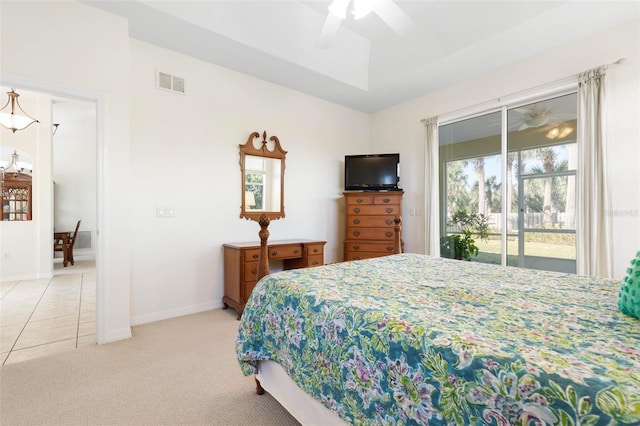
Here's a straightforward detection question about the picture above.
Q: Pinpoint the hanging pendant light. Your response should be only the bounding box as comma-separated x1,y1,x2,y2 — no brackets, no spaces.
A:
0,89,39,133
3,150,22,173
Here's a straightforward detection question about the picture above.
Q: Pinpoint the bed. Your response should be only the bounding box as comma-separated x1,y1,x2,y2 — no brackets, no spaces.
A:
236,253,640,425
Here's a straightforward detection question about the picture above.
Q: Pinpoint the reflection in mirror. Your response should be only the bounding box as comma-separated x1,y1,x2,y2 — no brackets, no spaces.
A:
244,155,282,212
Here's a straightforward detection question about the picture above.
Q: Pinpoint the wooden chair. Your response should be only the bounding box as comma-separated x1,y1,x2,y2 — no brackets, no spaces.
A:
54,220,81,267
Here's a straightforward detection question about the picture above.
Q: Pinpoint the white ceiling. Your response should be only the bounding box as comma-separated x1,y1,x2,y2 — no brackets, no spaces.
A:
84,1,639,113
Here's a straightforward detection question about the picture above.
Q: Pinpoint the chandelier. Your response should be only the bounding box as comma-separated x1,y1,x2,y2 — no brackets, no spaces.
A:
0,89,39,133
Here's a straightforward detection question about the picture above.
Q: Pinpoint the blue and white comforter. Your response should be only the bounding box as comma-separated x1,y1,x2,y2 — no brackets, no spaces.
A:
236,253,640,425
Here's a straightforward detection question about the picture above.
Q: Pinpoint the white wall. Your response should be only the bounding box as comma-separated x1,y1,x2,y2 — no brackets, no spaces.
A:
371,18,640,280
128,39,370,324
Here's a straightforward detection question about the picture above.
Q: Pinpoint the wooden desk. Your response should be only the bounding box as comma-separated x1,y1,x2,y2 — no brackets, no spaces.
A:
223,239,326,319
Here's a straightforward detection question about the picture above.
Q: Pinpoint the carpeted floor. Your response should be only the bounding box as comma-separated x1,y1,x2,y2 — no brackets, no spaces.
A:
0,308,300,425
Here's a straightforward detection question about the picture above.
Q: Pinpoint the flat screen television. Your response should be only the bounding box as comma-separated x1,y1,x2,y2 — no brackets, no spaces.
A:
344,153,400,191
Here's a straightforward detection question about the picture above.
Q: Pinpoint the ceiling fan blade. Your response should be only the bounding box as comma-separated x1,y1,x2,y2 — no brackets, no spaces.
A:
316,11,342,49
373,0,414,36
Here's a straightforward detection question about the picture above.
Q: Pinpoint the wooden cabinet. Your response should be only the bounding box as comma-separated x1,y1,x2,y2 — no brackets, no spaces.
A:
344,191,403,261
223,239,326,319
1,172,32,221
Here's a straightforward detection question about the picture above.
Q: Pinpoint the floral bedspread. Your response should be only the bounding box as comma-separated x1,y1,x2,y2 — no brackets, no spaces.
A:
236,253,640,425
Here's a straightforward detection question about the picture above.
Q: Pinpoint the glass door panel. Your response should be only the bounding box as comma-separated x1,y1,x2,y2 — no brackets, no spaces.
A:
439,111,502,264
507,93,577,273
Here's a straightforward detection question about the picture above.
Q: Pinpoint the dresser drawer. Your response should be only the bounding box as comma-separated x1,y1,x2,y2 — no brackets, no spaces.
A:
344,251,391,261
346,227,396,240
345,241,396,254
347,205,400,215
345,195,374,205
268,244,303,259
373,194,402,205
347,215,395,228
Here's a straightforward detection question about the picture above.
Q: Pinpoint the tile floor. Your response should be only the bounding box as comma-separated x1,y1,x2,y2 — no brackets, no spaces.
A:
0,259,96,365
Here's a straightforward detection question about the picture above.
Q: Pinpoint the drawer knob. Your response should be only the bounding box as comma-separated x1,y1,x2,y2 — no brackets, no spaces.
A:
251,268,257,274
386,246,393,252
354,245,360,251
385,231,393,238
383,198,390,203
294,249,300,254
312,261,319,265
353,231,361,237
271,250,278,256
313,248,318,253
252,254,259,259
385,219,392,225
353,218,361,224
385,207,393,214
356,198,364,203
353,207,361,213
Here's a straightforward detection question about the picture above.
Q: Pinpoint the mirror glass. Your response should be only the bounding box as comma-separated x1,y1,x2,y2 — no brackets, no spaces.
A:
239,131,286,221
244,155,282,212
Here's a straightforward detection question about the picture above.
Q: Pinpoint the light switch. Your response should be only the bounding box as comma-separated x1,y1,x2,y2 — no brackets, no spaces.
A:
156,207,175,217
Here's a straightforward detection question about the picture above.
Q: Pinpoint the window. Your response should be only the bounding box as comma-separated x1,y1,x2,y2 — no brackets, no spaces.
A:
439,92,577,273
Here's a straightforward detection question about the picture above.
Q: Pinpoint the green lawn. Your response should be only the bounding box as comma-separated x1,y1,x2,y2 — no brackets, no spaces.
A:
473,238,575,266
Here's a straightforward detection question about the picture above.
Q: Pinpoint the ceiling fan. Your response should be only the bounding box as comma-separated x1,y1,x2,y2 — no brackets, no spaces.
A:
512,104,576,131
514,105,554,130
317,0,414,49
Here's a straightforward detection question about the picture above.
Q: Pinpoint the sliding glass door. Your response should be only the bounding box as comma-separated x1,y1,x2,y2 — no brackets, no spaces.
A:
439,92,577,273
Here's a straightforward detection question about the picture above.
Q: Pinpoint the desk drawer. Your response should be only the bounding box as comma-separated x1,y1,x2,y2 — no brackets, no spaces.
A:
307,254,323,267
243,262,259,282
243,249,261,262
268,245,302,259
306,243,324,256
243,281,258,301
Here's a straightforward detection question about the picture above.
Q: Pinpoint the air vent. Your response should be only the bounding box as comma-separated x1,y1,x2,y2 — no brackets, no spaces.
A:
156,71,185,94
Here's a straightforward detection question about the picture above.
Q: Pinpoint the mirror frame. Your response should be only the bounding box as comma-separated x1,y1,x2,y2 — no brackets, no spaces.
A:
239,131,286,222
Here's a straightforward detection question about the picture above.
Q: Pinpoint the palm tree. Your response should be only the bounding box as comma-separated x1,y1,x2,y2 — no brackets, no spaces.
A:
537,147,558,226
472,157,486,215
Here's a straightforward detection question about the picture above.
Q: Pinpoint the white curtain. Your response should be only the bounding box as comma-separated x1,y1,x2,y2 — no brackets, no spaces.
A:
423,117,440,256
576,66,613,278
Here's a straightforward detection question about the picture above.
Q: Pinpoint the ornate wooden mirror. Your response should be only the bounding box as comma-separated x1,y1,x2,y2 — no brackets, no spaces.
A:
239,131,286,279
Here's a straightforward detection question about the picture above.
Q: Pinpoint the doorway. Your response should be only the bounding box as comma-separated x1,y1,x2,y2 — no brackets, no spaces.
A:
0,86,98,364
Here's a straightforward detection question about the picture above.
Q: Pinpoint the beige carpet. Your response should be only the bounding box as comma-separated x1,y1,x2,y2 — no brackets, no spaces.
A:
0,309,300,425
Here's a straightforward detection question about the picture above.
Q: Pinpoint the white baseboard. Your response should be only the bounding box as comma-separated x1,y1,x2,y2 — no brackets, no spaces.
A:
130,301,223,326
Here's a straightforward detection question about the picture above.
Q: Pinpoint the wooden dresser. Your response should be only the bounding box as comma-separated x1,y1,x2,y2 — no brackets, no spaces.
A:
223,239,326,319
344,191,403,261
